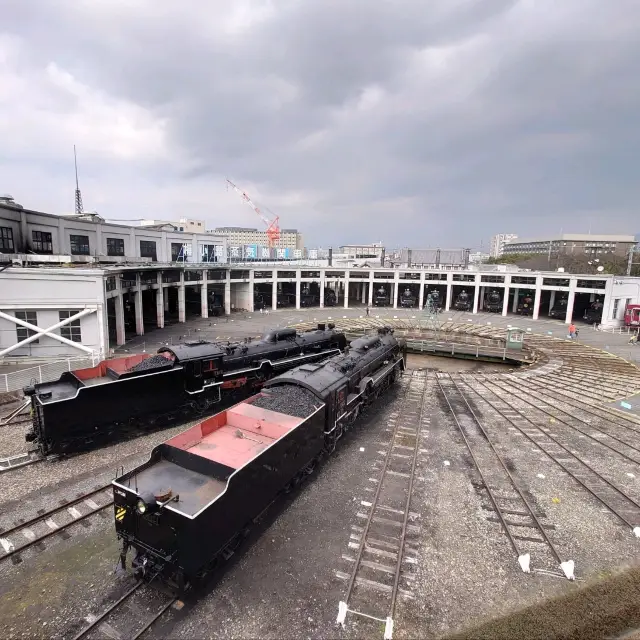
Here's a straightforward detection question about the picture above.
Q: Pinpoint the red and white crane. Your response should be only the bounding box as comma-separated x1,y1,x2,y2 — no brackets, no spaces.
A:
225,179,281,247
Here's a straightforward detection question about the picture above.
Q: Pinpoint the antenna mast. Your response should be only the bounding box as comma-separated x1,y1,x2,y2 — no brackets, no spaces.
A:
225,179,281,247
74,145,84,215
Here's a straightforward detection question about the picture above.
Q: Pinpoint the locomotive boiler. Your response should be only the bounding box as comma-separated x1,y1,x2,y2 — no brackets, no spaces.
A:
454,290,471,311
24,325,347,456
400,287,416,308
374,286,389,307
426,289,442,312
548,296,568,319
112,328,406,593
584,300,604,323
517,293,534,316
484,289,502,313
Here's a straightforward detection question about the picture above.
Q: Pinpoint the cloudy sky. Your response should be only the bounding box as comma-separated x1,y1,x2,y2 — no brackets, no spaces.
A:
1,0,639,249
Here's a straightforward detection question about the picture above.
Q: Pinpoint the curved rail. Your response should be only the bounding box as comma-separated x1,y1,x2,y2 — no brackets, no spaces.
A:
436,373,574,579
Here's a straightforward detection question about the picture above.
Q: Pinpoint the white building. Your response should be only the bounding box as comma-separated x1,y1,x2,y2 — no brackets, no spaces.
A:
213,227,303,251
139,217,207,233
2,264,639,363
490,233,518,258
0,199,227,265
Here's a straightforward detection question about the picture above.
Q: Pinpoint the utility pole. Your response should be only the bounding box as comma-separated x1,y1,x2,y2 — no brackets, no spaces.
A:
74,145,83,215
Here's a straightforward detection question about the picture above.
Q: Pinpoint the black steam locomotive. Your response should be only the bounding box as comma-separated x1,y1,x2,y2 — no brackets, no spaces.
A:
400,287,416,308
454,290,471,311
584,300,604,323
324,288,337,306
112,328,406,593
24,325,347,456
426,289,442,312
484,289,502,313
516,293,534,316
374,286,389,307
548,296,568,319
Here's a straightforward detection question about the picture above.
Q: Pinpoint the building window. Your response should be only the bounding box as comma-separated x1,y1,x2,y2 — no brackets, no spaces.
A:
32,230,53,254
106,237,125,256
0,226,14,253
171,243,187,261
140,240,157,261
70,234,90,255
613,299,620,319
59,310,82,342
15,311,38,343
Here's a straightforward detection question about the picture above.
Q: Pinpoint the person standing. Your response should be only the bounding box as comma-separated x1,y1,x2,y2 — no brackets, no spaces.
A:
366,305,370,317
568,323,576,339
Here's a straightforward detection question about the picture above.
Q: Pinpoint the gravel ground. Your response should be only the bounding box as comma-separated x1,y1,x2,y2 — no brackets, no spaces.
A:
2,309,640,639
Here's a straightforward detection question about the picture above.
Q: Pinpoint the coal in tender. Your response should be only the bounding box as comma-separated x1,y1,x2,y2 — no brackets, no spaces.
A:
128,354,173,372
252,386,321,418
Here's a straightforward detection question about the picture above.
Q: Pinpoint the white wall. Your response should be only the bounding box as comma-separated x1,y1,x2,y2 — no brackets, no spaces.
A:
602,279,640,327
0,268,107,358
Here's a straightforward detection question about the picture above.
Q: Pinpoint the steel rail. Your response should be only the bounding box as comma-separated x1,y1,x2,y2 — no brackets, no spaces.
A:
459,376,640,535
343,372,418,601
437,374,568,575
0,485,113,562
483,377,640,465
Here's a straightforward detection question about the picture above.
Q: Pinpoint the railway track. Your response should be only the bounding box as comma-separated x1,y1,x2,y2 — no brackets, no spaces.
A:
456,375,640,539
71,580,177,640
336,370,428,639
0,483,113,564
0,449,44,473
436,373,574,579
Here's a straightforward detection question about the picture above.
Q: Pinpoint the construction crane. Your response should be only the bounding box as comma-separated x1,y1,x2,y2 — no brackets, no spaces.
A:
225,179,281,247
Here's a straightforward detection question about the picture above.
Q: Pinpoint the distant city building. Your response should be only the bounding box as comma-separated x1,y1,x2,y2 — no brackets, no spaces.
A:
213,226,303,251
468,251,490,264
490,233,518,257
140,218,205,233
502,234,637,259
395,248,470,269
339,243,385,260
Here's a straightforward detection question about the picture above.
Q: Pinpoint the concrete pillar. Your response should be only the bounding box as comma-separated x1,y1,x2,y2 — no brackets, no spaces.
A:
532,276,542,320
225,273,232,316
549,289,556,313
502,276,511,317
445,283,452,311
512,288,519,313
418,283,425,310
115,292,126,346
393,278,398,309
178,271,186,323
178,286,186,323
479,286,485,311
163,287,169,312
368,273,375,307
296,273,301,310
472,286,479,314
361,282,366,304
248,270,255,313
344,272,350,309
134,273,144,335
201,269,209,318
156,273,165,328
320,270,325,309
565,278,577,324
272,269,278,311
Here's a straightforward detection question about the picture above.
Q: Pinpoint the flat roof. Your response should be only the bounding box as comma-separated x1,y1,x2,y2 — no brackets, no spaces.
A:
506,234,636,243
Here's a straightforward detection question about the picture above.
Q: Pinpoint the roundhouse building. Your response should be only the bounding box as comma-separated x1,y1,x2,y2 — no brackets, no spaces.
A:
1,263,639,361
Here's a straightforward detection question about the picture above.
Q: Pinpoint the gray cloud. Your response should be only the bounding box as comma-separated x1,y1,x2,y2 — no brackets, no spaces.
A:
1,0,639,249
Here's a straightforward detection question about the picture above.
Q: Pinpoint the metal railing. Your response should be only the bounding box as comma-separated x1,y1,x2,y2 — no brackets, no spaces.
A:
0,354,102,394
